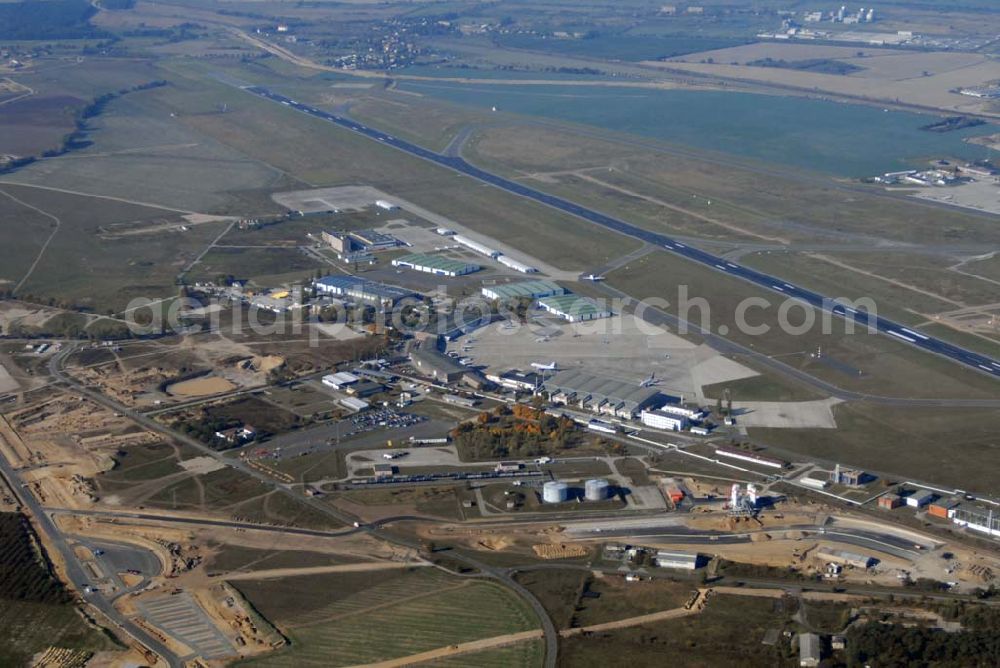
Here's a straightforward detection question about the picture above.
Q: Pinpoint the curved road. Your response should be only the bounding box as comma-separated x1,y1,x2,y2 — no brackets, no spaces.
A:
44,345,561,668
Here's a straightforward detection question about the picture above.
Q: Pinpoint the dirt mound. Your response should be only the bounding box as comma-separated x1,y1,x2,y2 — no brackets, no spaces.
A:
243,355,284,372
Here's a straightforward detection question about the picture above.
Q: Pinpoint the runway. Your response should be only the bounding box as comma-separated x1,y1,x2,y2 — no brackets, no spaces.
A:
242,85,1000,381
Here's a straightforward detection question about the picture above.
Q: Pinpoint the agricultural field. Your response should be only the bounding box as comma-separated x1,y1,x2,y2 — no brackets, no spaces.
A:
423,641,544,668
0,512,118,664
235,569,539,667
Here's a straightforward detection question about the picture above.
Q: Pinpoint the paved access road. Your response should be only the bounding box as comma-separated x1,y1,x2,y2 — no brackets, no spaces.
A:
0,450,182,667
242,86,1000,381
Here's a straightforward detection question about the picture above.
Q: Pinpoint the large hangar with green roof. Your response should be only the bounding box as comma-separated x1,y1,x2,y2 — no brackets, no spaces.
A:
538,294,613,322
481,280,565,301
391,253,480,277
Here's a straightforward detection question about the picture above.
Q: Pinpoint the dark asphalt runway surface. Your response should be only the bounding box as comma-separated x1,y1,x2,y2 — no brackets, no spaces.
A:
243,86,1000,382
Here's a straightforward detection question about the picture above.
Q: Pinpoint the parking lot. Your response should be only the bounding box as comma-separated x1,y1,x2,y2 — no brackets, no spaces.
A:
136,593,235,660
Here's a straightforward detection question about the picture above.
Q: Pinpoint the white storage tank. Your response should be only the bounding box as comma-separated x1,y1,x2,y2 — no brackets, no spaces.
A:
585,478,611,501
542,481,569,504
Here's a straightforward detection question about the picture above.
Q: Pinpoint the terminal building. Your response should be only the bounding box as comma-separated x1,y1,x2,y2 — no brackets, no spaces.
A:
537,294,612,322
314,275,415,307
543,369,661,419
481,280,565,302
392,253,480,277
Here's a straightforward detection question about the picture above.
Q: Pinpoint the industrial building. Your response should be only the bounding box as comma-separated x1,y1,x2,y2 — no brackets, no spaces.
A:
486,370,542,392
830,465,871,487
373,463,395,478
410,346,466,383
346,380,384,398
496,255,538,274
322,372,359,390
640,409,689,431
321,228,401,253
799,633,821,667
314,275,415,307
543,369,661,419
321,231,358,254
537,294,612,322
714,446,786,470
481,280,565,302
928,498,961,519
905,488,936,508
799,476,830,491
653,550,699,570
392,253,480,277
952,505,1000,538
339,397,370,412
815,548,875,569
443,394,478,408
351,228,402,251
878,494,903,510
451,234,500,259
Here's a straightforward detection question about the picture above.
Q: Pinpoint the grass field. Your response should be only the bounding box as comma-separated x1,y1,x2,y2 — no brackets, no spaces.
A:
558,593,796,667
606,250,1000,401
751,402,1000,496
236,569,539,667
206,545,353,576
514,568,695,630
0,183,229,312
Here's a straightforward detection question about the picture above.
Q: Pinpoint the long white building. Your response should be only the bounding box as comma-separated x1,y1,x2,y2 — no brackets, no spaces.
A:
452,234,500,259
496,255,538,273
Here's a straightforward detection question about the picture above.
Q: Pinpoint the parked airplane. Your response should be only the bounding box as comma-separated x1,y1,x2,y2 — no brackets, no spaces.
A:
639,373,660,387
531,362,558,371
581,274,605,281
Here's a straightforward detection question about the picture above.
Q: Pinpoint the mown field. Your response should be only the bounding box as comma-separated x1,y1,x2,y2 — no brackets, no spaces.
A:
236,568,539,667
606,251,1000,401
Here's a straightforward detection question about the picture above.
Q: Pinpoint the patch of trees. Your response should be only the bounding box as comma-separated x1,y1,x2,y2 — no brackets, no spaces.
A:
98,0,135,9
0,0,110,40
0,513,70,604
450,404,585,460
43,80,169,159
746,57,863,75
846,621,1000,667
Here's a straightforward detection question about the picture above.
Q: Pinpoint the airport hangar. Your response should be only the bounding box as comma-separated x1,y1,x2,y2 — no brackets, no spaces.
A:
538,294,612,322
392,253,480,277
481,280,565,301
543,369,661,419
314,275,415,307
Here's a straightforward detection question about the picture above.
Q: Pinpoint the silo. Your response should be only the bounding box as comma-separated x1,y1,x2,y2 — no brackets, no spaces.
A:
542,481,569,504
585,478,611,501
